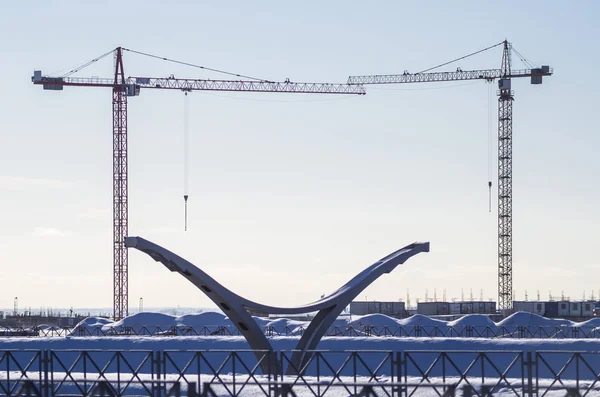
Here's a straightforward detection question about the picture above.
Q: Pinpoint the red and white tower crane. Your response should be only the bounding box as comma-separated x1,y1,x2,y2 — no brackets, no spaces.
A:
32,47,366,319
347,40,552,313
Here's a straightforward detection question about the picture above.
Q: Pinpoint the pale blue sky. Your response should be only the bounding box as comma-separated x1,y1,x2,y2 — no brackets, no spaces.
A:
0,1,598,310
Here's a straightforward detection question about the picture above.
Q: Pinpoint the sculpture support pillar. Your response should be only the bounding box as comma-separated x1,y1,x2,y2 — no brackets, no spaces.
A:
125,236,429,375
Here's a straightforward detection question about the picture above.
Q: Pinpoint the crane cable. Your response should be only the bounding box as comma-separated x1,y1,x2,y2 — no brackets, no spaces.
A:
417,41,504,74
487,81,493,213
55,47,274,83
60,49,115,77
183,91,190,231
122,48,274,82
511,46,537,69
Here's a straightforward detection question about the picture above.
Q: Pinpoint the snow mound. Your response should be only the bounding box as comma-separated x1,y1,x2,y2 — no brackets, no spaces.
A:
498,311,573,328
266,318,308,330
573,318,600,328
446,314,498,336
76,317,114,327
111,312,177,328
349,314,401,328
176,312,232,328
69,317,114,336
398,314,448,327
330,317,351,328
448,314,497,328
103,312,239,335
264,318,308,336
394,314,450,336
250,316,271,332
254,316,310,335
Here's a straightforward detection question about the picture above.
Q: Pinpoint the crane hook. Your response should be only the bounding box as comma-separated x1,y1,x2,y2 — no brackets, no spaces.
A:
488,181,492,213
184,195,189,231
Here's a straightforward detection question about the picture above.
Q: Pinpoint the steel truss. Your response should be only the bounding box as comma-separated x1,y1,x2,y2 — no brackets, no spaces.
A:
4,349,600,397
498,42,514,312
113,48,128,320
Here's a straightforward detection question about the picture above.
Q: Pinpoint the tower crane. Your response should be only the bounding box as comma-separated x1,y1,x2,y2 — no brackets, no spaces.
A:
347,40,552,313
32,47,366,320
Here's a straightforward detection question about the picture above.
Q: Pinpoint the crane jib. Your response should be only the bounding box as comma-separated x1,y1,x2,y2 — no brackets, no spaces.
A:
347,67,552,85
32,71,366,95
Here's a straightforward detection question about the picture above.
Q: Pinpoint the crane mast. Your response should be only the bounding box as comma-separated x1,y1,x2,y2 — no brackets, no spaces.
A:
348,40,552,314
112,48,128,320
32,47,365,320
497,41,513,313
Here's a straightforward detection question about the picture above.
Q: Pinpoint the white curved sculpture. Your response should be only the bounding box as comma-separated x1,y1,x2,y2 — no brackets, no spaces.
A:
125,236,429,374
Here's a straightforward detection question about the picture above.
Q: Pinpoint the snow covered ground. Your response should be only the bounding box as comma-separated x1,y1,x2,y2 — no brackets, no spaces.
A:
4,311,600,395
3,333,600,378
59,310,600,338
1,335,599,395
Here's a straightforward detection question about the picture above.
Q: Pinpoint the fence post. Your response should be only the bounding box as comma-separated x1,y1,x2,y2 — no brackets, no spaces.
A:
441,385,455,397
575,353,580,394
526,351,533,397
201,382,216,397
480,352,485,392
232,352,237,397
43,350,49,397
85,381,116,397
395,351,403,397
16,379,42,397
167,382,181,397
462,385,475,397
480,385,492,397
155,351,162,397
187,382,197,397
269,350,278,397
357,385,378,397
83,351,88,396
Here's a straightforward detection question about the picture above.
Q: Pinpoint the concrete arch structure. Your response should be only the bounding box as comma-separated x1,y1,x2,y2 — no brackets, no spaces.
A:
125,236,429,374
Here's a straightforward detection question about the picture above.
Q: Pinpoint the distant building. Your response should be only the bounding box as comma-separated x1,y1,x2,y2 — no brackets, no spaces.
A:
417,301,496,316
349,301,406,318
451,301,496,315
513,301,548,316
513,300,598,319
417,301,449,316
0,314,86,328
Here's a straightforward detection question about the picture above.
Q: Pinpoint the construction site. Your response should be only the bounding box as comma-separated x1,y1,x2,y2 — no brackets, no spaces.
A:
2,5,600,396
21,39,557,321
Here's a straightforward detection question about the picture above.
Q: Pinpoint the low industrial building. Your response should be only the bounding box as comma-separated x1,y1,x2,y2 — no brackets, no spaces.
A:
513,300,598,319
417,301,449,316
348,301,406,318
417,301,496,316
352,299,600,320
513,301,552,317
0,313,86,328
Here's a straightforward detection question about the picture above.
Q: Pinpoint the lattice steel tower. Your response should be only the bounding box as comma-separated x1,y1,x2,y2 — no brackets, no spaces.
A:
112,48,129,320
497,42,514,312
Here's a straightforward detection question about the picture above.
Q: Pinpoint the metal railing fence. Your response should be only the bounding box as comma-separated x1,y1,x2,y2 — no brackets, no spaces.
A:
8,324,600,339
3,349,600,396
